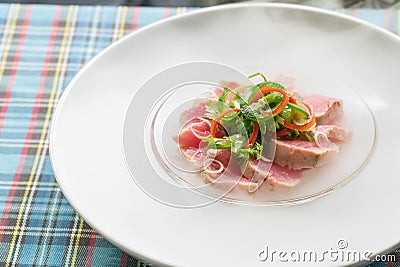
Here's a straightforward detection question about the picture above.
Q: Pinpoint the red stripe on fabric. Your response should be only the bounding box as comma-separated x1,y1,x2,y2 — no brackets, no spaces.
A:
84,230,97,267
132,6,140,30
0,5,33,241
119,252,128,267
0,5,32,136
0,6,62,243
384,9,390,30
163,7,170,19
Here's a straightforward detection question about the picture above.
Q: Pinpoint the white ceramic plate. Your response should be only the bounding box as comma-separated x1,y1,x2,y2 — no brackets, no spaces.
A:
50,3,400,266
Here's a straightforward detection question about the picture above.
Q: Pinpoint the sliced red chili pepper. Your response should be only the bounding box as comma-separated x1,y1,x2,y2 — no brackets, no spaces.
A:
289,94,297,104
251,86,289,116
283,101,316,131
276,128,291,137
244,121,259,148
210,108,240,137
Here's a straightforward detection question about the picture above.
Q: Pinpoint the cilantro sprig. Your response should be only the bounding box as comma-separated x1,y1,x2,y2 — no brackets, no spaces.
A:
202,72,316,161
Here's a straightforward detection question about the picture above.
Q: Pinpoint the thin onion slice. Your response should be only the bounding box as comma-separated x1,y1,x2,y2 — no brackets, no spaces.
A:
203,159,224,174
195,116,212,127
206,148,217,158
186,117,211,140
189,150,203,162
260,155,272,162
189,125,210,140
314,131,337,149
248,180,265,193
183,116,211,127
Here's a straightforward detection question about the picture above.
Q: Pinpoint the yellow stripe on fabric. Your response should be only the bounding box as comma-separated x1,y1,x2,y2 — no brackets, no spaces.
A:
5,6,76,267
398,10,400,35
0,230,95,237
70,218,84,267
111,6,122,42
2,5,24,267
0,4,20,84
118,6,128,39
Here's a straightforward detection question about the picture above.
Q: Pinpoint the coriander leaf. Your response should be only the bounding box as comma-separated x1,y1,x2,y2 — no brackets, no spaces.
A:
279,106,293,122
229,134,246,154
275,116,285,128
204,100,220,120
263,92,283,109
257,116,276,134
204,87,229,120
234,142,263,160
202,135,231,150
289,129,300,139
218,87,228,103
240,104,258,121
246,81,286,102
230,100,241,109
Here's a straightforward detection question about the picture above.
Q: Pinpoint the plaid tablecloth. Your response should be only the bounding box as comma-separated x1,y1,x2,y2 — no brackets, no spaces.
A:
0,3,398,266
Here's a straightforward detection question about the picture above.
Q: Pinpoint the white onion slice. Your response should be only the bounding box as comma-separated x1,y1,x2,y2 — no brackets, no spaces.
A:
203,159,224,174
195,116,211,127
206,148,217,158
248,180,265,193
185,116,211,127
189,125,210,140
260,156,272,162
314,131,337,149
189,150,203,162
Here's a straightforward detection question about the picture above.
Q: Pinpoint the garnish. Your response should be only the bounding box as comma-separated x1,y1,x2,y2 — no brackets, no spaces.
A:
210,108,240,137
203,73,316,160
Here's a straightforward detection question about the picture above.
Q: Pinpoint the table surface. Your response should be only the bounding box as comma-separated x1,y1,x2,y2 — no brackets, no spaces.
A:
0,3,399,267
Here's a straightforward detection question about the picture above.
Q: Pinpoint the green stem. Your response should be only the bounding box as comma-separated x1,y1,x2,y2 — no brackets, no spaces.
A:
287,102,309,117
225,85,253,102
248,72,267,82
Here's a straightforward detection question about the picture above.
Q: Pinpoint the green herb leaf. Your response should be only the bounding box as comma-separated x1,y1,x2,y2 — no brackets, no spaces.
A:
279,106,292,122
246,81,286,104
287,102,309,117
201,73,314,163
202,135,231,150
204,87,229,120
289,129,300,139
248,72,267,82
201,134,262,160
235,142,263,160
218,87,228,103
